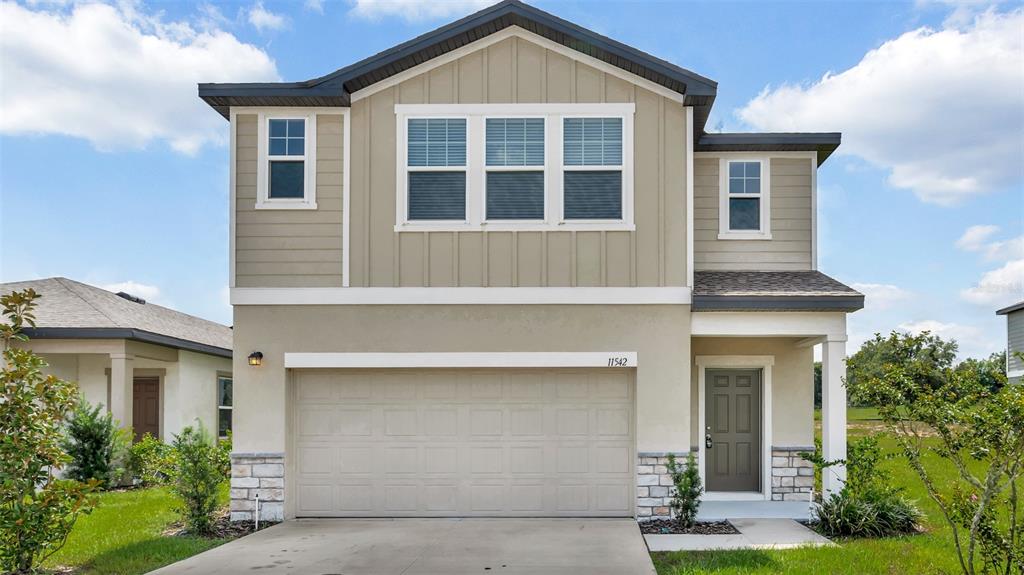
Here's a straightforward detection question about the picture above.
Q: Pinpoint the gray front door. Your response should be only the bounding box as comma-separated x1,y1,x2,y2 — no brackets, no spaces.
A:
705,369,761,492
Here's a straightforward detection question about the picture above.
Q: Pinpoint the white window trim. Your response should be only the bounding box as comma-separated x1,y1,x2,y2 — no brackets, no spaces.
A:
256,111,318,210
718,156,771,240
395,103,634,232
216,374,232,439
481,114,548,224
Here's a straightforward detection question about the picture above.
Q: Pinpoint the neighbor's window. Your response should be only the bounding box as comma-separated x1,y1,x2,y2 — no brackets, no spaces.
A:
407,118,467,220
217,375,232,438
726,160,762,231
268,119,306,199
562,117,623,220
485,118,545,220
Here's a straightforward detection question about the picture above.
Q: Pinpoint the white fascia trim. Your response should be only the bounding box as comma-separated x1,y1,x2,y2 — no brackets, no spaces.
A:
285,351,638,369
229,110,237,288
686,106,694,288
810,156,818,270
231,286,691,305
342,108,351,287
351,26,685,105
691,311,846,339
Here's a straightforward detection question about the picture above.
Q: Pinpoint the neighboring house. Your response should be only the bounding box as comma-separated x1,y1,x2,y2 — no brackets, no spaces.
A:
200,0,862,523
1,278,234,441
997,300,1024,384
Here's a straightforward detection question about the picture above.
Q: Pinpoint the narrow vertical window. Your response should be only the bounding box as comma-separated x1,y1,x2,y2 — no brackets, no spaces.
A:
562,117,623,220
485,118,545,220
217,375,232,439
726,161,762,231
268,119,306,199
407,118,467,220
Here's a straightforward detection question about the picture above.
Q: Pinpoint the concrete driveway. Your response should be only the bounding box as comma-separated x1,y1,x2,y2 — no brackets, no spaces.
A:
149,518,656,575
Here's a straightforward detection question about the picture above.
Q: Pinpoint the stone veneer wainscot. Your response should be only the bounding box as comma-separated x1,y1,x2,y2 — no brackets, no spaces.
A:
771,446,814,501
230,453,285,522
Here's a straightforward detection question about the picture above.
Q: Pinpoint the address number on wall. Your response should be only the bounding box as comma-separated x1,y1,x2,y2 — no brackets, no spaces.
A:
607,356,631,367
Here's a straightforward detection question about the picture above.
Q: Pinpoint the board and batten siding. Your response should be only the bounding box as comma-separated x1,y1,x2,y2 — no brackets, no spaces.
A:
693,156,814,271
1008,310,1024,378
348,35,688,288
235,113,345,287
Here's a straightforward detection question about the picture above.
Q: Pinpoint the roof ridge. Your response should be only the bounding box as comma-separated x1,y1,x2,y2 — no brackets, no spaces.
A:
54,277,124,328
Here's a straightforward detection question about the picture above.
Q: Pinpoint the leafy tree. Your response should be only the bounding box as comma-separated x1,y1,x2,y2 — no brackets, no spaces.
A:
846,331,958,406
813,361,822,408
0,289,97,573
847,332,1024,575
955,351,1007,394
63,399,129,488
666,453,703,529
170,425,222,535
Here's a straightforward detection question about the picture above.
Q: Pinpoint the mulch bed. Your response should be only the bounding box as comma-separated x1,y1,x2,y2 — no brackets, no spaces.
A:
163,509,279,539
639,519,739,535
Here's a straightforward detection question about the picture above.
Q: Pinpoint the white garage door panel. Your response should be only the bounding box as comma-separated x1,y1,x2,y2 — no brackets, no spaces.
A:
292,368,635,517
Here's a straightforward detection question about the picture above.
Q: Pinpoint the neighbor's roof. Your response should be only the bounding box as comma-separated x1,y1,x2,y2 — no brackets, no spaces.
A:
0,277,232,357
696,133,842,166
997,300,1024,315
693,271,864,312
199,0,719,133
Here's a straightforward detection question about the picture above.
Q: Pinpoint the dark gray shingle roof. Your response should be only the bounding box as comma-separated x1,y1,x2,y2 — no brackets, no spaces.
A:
693,271,863,312
0,278,232,356
696,133,841,165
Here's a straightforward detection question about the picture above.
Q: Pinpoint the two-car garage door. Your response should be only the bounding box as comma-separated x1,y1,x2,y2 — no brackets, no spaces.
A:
291,368,635,517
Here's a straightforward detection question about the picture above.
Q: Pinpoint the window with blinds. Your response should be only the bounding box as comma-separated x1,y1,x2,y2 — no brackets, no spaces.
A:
485,118,545,220
563,118,623,220
407,118,467,220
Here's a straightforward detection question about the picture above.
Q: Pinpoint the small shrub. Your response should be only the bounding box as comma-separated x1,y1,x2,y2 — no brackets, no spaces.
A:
666,452,703,528
128,433,176,486
62,399,124,488
215,431,232,478
169,425,222,535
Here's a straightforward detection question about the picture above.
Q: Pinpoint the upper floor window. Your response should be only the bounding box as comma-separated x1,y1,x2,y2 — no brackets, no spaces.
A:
256,113,317,209
407,118,466,221
719,158,771,239
395,103,634,231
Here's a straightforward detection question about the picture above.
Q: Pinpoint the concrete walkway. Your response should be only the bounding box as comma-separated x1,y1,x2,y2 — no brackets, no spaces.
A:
149,518,656,575
644,518,831,552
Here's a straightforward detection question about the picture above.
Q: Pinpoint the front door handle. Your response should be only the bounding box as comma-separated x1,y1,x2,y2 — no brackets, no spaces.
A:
705,434,713,449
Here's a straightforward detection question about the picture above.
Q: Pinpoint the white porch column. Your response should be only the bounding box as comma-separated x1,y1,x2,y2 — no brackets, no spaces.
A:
821,337,847,496
109,353,134,430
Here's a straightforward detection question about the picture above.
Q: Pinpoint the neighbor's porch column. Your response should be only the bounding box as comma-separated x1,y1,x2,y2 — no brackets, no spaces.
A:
109,353,134,431
821,337,847,496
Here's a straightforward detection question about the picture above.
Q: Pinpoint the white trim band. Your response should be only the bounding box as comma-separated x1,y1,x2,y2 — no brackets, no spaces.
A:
285,351,638,369
231,287,692,305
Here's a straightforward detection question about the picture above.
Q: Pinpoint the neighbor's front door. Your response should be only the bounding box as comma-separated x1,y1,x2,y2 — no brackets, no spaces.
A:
132,377,160,442
705,369,761,492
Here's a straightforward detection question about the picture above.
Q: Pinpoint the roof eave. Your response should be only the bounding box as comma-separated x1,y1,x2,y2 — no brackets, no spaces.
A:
696,132,842,165
996,301,1024,315
22,327,232,359
692,295,865,312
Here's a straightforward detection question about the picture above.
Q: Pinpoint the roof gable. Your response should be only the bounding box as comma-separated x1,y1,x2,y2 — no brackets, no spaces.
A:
199,0,717,130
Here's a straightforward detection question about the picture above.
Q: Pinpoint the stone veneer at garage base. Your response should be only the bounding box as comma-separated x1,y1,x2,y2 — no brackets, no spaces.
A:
230,453,285,522
636,450,813,520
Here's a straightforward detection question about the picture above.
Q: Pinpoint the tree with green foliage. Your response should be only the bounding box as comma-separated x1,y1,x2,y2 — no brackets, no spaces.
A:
170,425,222,535
846,331,958,406
847,331,1023,575
954,351,1007,394
0,289,98,573
666,453,703,529
63,399,129,488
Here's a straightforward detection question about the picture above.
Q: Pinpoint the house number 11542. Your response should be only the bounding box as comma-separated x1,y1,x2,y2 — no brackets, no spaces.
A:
607,357,629,367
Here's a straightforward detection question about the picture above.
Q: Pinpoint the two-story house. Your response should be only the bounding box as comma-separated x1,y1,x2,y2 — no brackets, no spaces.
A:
200,0,862,523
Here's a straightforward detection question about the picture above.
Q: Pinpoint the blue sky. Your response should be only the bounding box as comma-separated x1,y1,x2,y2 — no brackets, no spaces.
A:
1,0,1021,359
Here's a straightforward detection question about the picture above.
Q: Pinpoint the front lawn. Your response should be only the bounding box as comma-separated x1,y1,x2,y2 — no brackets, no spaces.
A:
652,410,1004,574
44,483,230,575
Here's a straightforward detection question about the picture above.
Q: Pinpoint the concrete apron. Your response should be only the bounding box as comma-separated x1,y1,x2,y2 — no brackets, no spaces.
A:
149,518,657,575
644,518,832,552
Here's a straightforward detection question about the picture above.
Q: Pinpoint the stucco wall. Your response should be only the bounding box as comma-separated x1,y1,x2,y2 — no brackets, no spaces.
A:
232,304,691,454
690,337,814,448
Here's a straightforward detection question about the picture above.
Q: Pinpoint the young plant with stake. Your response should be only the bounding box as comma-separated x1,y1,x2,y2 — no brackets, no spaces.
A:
666,453,703,529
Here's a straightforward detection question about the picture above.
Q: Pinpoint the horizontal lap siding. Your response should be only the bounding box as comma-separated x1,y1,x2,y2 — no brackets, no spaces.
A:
693,156,813,271
235,114,345,287
349,35,687,287
1009,312,1024,374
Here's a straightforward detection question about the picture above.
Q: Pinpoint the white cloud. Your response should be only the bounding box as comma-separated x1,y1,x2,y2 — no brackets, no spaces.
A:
851,283,913,311
960,258,1024,307
956,224,1024,262
100,280,162,303
248,1,287,32
956,224,1000,252
897,319,1001,360
305,0,325,14
737,8,1024,205
348,0,496,22
0,2,279,154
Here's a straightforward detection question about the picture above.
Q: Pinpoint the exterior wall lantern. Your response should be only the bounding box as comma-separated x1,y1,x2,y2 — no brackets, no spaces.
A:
247,351,264,367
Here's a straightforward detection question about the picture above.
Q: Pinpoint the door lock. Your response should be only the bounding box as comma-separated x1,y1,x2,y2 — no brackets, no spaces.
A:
705,433,713,449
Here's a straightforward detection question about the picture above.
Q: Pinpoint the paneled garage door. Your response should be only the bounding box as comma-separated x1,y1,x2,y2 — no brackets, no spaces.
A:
291,368,635,517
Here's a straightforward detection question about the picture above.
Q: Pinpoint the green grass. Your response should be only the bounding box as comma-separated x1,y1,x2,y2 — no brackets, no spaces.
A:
653,408,1012,574
814,406,882,422
44,483,230,575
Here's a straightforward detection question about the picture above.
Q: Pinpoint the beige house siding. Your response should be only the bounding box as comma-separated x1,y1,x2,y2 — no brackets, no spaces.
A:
348,34,688,288
693,156,814,271
235,113,345,287
1008,310,1024,377
689,337,814,448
